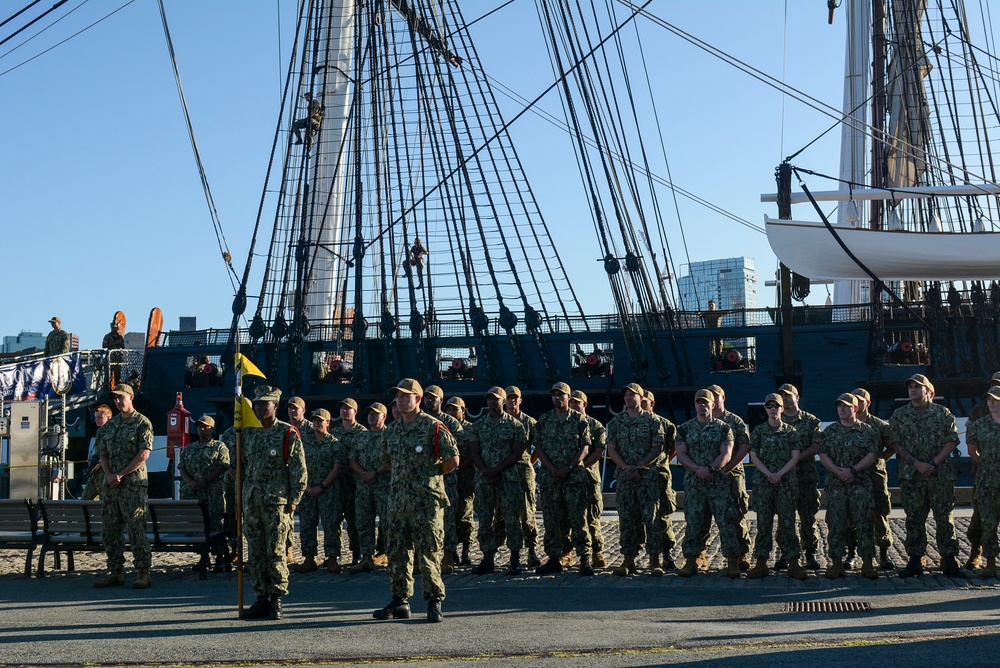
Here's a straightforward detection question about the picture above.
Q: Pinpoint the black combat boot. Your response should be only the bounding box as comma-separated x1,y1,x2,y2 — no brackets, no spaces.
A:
427,599,443,623
773,554,788,571
899,555,923,578
527,547,541,569
805,551,821,570
536,557,563,575
472,551,496,575
941,555,965,578
506,551,523,576
879,545,896,570
373,597,411,620
460,541,472,566
268,595,282,620
579,553,595,576
242,596,271,620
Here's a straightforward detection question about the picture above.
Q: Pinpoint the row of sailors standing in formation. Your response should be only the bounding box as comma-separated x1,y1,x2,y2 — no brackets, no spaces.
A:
171,371,1000,622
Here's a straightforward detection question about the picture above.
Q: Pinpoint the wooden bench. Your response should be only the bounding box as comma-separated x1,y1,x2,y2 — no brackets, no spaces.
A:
35,500,103,577
0,499,43,577
36,499,227,579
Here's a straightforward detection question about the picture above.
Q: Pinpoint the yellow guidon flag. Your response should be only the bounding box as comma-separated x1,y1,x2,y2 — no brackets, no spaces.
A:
234,353,265,429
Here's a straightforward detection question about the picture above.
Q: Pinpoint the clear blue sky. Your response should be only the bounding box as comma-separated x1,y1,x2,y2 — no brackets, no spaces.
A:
1,1,865,348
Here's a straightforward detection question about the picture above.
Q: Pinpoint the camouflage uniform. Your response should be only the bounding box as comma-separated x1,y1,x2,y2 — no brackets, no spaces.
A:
748,422,800,560
349,428,391,558
179,438,230,558
607,411,664,556
862,414,893,549
241,421,307,598
967,416,1000,559
511,412,539,551
583,415,607,552
653,415,678,556
99,411,154,571
382,413,458,601
469,412,528,553
44,328,71,356
698,411,750,555
966,401,991,552
890,403,960,558
297,429,344,560
334,421,367,558
536,409,593,559
821,422,879,559
678,418,740,558
428,410,464,554
777,410,823,556
83,434,107,500
454,418,476,552
220,427,239,558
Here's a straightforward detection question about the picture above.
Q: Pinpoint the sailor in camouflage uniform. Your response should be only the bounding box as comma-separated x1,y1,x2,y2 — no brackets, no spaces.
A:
94,383,154,589
819,393,880,580
963,371,1000,569
83,404,112,500
534,382,595,575
348,403,391,573
642,390,678,569
706,384,751,569
747,393,806,579
373,379,459,623
467,386,528,575
178,414,230,569
219,426,239,562
334,398,367,564
240,386,307,620
675,389,740,578
606,383,665,576
422,385,464,574
284,397,312,565
445,397,476,566
505,386,541,568
890,374,963,578
964,386,1000,577
292,409,345,574
853,388,896,570
569,390,608,568
775,384,823,570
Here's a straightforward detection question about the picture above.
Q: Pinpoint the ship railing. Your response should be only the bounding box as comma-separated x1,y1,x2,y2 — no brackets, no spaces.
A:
157,302,901,350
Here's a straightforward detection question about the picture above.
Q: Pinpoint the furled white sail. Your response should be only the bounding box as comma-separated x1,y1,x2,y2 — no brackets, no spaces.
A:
765,216,1000,281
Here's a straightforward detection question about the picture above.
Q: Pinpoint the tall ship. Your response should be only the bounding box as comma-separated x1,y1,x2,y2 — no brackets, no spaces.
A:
3,0,999,496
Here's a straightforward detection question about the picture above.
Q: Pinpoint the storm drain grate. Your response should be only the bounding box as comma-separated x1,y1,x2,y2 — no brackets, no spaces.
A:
785,601,873,613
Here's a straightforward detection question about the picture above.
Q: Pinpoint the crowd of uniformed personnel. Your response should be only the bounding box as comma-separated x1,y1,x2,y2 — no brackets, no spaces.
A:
83,370,1000,623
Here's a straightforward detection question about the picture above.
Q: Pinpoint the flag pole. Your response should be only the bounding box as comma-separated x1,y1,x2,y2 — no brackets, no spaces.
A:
235,341,244,616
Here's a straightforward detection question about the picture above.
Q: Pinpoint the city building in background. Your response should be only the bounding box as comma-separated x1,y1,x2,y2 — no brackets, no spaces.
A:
678,257,758,312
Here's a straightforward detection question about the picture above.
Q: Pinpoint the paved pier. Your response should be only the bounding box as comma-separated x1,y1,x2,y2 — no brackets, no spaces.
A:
2,509,999,667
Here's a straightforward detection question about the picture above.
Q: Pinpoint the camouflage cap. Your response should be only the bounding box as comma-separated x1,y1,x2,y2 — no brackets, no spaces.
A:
852,387,871,402
550,382,571,396
763,393,783,407
571,390,588,403
111,383,135,397
424,385,445,399
985,387,1000,401
311,408,331,421
338,397,359,411
776,383,799,396
991,371,1000,386
446,396,467,409
835,392,858,407
395,378,423,395
368,402,388,415
195,414,215,427
253,385,282,402
486,386,507,400
287,396,306,409
505,385,522,398
706,384,726,398
694,388,715,403
49,316,60,324
905,373,934,392
621,382,644,397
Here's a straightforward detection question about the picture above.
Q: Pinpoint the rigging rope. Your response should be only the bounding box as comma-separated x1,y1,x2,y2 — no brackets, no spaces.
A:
156,0,238,292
